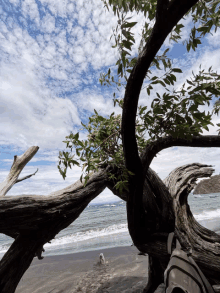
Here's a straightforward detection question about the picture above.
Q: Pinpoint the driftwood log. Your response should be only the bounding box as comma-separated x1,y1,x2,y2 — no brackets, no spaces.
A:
0,147,220,292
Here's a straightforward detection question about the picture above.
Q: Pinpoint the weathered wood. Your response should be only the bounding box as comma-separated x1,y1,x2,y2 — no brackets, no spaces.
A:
135,163,220,292
0,148,111,292
0,235,43,293
0,168,109,237
0,146,39,197
0,149,173,293
164,163,220,285
15,168,38,184
213,285,220,293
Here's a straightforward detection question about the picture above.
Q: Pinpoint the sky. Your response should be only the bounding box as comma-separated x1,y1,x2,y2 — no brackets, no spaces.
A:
0,0,220,204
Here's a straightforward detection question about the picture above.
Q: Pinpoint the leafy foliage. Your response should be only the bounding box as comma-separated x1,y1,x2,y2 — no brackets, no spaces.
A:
58,110,135,192
185,0,220,52
58,0,220,194
144,66,220,140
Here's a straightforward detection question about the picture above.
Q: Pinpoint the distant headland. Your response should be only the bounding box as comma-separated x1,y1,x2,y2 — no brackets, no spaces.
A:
193,175,220,194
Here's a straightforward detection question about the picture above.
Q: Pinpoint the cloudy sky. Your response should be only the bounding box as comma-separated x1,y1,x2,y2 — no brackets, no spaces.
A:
0,0,220,204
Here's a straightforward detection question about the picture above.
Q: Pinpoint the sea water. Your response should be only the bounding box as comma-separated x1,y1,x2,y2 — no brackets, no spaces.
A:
0,193,220,259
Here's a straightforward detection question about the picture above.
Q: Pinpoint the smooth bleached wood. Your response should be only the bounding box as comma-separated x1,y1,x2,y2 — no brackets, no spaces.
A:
0,146,39,197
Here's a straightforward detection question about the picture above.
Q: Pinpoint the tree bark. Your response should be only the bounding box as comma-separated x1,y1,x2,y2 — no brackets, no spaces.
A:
0,148,173,292
0,235,43,293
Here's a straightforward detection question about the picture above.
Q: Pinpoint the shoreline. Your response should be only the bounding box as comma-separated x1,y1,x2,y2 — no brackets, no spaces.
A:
16,245,149,293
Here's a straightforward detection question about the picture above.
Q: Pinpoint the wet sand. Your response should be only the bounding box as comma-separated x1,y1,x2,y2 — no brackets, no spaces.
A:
16,246,149,293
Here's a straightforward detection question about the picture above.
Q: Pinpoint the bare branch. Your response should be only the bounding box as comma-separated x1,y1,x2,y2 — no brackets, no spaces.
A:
15,168,38,184
0,146,39,197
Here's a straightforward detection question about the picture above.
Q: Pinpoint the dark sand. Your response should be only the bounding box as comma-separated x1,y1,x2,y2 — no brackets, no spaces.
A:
16,246,149,293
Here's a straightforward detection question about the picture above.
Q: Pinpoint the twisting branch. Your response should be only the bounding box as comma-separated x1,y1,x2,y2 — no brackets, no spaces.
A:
121,0,200,247
121,0,199,174
141,135,220,177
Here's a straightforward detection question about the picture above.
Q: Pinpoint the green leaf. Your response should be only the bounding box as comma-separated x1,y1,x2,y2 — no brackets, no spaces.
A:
172,68,182,73
75,132,79,140
151,80,166,87
122,40,133,50
70,159,80,166
189,104,198,112
187,79,194,85
118,63,123,75
121,22,137,29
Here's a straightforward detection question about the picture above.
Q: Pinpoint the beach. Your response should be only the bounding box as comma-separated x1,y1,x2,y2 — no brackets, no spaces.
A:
3,195,219,292
16,246,149,293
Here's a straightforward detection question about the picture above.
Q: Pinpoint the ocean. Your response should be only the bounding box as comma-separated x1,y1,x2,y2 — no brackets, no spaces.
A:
0,193,220,259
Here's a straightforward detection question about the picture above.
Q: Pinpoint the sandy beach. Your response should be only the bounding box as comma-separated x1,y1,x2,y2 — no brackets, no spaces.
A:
16,246,149,293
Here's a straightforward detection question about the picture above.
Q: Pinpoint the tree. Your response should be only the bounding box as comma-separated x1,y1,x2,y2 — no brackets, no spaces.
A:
1,0,220,292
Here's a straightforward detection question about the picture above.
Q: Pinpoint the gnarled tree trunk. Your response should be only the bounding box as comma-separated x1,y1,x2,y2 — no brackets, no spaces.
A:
0,147,220,292
139,163,220,292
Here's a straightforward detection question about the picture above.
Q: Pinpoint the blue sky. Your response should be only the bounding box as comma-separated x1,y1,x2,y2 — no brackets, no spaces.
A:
0,0,220,204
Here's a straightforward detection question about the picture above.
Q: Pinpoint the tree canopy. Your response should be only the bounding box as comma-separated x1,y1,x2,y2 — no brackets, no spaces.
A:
58,0,220,194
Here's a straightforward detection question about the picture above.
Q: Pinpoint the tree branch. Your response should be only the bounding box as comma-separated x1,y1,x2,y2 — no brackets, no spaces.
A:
0,167,109,238
121,0,200,244
15,168,38,184
156,0,169,24
0,146,39,197
121,0,199,175
141,135,220,177
138,163,220,286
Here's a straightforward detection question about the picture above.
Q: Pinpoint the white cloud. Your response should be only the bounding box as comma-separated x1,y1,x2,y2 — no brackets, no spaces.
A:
207,28,220,48
0,0,220,203
152,146,220,181
21,0,40,25
0,60,81,150
9,0,20,5
40,14,56,34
